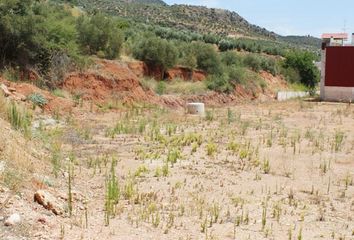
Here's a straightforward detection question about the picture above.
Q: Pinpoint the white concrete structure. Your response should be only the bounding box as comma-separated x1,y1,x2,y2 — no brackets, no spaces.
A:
320,45,326,100
277,91,310,101
321,86,354,102
186,103,205,116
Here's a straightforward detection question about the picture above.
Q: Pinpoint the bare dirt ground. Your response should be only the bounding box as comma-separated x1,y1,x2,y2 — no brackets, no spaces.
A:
2,99,353,240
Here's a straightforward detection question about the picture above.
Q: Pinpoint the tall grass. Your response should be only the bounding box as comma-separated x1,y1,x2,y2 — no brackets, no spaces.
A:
0,93,7,119
1,95,32,137
105,157,120,226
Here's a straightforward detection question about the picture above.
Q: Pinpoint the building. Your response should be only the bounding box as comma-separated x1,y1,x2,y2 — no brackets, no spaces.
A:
320,33,354,102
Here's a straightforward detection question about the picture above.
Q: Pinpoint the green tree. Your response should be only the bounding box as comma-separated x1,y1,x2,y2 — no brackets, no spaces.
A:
132,36,178,79
221,51,243,67
192,42,222,75
284,51,320,89
178,42,197,70
244,54,262,72
0,0,80,84
206,74,233,93
76,13,124,59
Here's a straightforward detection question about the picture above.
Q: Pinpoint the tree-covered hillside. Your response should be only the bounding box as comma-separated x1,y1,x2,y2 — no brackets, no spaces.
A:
0,0,320,93
73,0,277,39
72,0,321,50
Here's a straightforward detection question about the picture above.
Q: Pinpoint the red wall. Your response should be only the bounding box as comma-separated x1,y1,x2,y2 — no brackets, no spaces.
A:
325,46,354,87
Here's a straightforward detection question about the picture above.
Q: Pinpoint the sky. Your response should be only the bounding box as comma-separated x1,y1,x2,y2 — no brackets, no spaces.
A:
164,0,354,38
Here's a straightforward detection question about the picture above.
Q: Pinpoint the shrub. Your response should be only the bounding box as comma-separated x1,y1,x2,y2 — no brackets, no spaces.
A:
228,66,246,85
260,58,279,76
156,81,166,95
221,51,243,67
284,51,320,89
206,74,233,93
27,93,48,108
244,55,262,72
192,42,222,75
281,66,301,84
0,1,80,76
203,34,220,45
76,13,124,59
178,43,197,70
133,35,178,78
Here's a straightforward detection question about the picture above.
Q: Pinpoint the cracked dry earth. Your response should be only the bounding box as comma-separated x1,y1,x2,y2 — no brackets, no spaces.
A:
3,100,354,240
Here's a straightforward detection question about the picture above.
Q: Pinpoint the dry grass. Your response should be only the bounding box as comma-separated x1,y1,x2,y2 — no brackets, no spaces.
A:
0,92,7,119
1,96,354,239
43,100,354,240
0,94,47,191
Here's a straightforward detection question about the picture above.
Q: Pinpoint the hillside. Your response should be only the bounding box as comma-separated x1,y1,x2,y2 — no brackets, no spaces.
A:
279,35,322,49
74,0,277,39
109,0,166,5
71,0,321,50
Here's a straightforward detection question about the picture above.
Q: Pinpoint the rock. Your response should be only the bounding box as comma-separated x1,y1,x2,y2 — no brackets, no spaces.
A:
0,186,9,193
0,84,11,97
4,213,21,226
32,118,58,130
34,190,63,215
13,92,26,101
7,87,16,92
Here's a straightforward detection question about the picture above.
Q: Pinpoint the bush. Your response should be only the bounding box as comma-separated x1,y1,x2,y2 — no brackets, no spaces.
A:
284,51,320,89
206,65,249,93
192,42,222,75
281,66,301,84
155,81,166,95
221,51,243,67
27,93,47,108
260,58,279,76
76,13,124,59
177,43,197,70
244,55,262,72
206,74,233,93
132,35,178,78
0,1,80,75
227,66,246,85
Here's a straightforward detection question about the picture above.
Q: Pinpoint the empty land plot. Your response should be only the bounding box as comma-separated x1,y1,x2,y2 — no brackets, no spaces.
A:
43,100,354,240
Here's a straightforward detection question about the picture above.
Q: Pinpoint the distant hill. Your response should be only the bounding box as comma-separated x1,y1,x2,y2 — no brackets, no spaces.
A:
116,0,166,5
279,35,322,48
63,0,320,50
74,0,277,39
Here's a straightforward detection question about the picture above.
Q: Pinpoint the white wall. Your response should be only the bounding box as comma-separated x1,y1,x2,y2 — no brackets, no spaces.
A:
322,86,354,102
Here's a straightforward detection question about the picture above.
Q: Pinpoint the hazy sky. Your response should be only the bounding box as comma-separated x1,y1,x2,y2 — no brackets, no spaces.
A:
164,0,354,37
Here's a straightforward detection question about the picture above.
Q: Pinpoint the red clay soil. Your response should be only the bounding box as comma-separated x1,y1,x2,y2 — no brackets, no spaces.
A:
1,60,289,113
62,60,155,103
260,71,288,89
62,61,289,109
126,60,207,81
127,61,148,78
161,71,288,107
165,66,207,82
0,79,74,113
